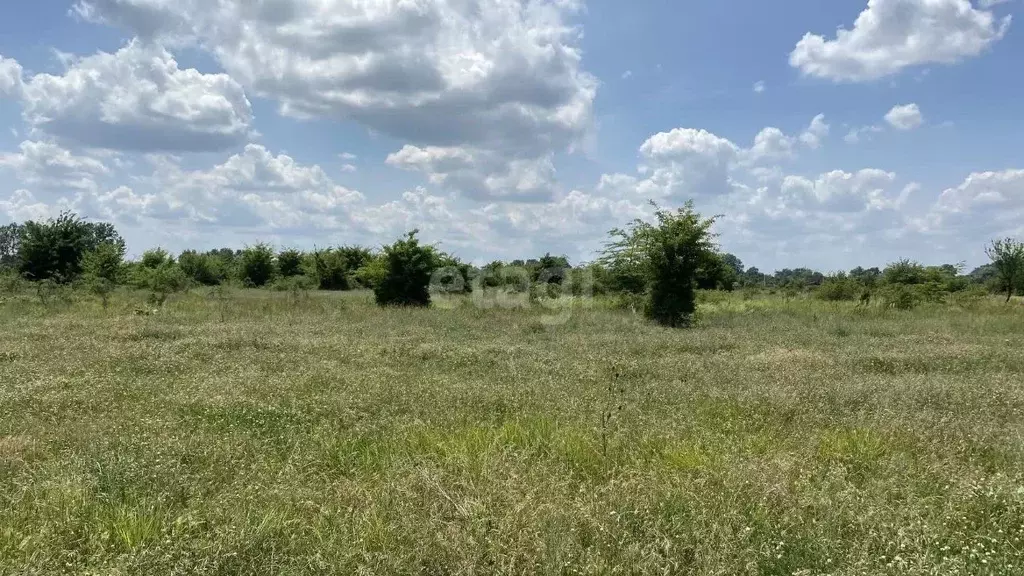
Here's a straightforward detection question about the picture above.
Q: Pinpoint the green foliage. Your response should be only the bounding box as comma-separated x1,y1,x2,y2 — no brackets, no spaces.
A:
602,201,718,327
277,249,304,278
353,254,388,290
0,222,23,269
178,250,225,286
432,251,474,294
82,242,125,283
239,243,276,287
985,238,1024,302
882,258,926,286
141,248,172,269
881,284,922,310
816,273,861,301
17,212,93,282
374,231,436,307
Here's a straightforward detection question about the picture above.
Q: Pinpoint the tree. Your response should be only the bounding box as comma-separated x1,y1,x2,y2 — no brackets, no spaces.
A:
277,249,304,278
882,258,925,285
374,231,436,307
985,238,1024,303
0,223,23,269
82,242,125,283
601,201,718,327
141,248,173,269
179,250,224,286
18,212,94,282
239,243,276,287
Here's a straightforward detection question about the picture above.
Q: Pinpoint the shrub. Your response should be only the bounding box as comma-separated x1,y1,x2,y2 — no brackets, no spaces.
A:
81,242,125,284
307,249,351,290
18,212,91,282
239,243,276,287
817,273,860,301
601,201,718,327
353,255,387,290
881,284,921,310
374,231,435,307
178,250,224,286
986,238,1024,303
141,248,172,269
277,249,304,278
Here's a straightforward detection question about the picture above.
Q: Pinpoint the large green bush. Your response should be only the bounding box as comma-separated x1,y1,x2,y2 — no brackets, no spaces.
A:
17,212,92,282
81,242,125,283
277,249,304,278
239,244,276,287
178,250,225,286
374,231,436,307
602,201,718,327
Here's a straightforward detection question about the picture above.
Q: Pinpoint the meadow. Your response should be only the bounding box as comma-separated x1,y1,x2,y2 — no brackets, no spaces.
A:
2,288,1024,575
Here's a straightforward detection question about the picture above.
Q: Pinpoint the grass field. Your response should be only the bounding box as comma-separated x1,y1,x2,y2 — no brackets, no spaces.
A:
2,289,1024,575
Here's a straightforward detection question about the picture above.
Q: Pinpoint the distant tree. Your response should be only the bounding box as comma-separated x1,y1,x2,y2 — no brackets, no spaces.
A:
985,238,1024,303
277,249,304,278
83,222,126,255
81,242,124,283
18,212,94,282
534,253,571,284
239,243,276,287
179,250,224,286
374,231,436,307
849,266,881,288
0,223,23,269
720,253,744,277
141,248,173,269
882,258,926,286
602,201,718,327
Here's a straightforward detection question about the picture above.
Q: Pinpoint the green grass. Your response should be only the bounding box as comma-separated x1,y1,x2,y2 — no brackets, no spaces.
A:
2,288,1024,574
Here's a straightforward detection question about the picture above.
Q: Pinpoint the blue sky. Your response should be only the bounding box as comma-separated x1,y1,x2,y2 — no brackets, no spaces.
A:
1,0,1021,271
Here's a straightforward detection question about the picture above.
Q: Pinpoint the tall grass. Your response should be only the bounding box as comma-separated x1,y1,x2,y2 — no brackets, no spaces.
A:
1,288,1023,574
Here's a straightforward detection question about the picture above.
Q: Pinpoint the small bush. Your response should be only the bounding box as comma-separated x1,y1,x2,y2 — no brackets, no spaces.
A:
816,274,860,301
82,242,125,284
240,243,276,287
277,249,304,278
881,284,921,310
179,251,224,286
374,231,435,307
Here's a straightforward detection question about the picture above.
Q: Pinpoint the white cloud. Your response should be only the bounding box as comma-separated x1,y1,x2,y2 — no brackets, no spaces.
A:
753,80,766,93
622,70,633,80
884,103,924,130
340,164,357,173
790,0,1011,82
75,0,597,196
844,124,884,144
0,141,109,192
339,153,357,161
799,114,830,149
0,56,22,96
387,145,557,201
4,41,252,152
745,127,796,163
0,190,60,223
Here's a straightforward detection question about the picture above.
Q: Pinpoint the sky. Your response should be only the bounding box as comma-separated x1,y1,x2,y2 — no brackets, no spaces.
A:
0,0,1021,272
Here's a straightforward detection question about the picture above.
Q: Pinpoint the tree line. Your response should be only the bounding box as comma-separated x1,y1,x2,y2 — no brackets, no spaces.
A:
2,205,1023,326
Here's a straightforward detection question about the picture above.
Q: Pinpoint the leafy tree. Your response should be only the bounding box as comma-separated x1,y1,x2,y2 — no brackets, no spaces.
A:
81,243,125,283
602,201,718,327
353,254,388,289
308,248,350,290
83,222,126,255
849,266,881,288
433,250,474,294
239,243,276,287
18,212,94,282
374,231,436,307
720,253,744,277
533,253,571,284
0,223,23,269
985,238,1024,302
179,250,224,286
277,249,304,278
882,258,926,285
141,248,173,269
817,272,860,301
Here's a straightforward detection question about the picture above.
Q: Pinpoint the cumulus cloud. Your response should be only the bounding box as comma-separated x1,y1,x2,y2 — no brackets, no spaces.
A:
0,56,22,96
884,103,924,130
799,114,830,149
75,0,597,194
753,81,766,93
2,41,252,152
0,141,109,192
386,145,557,201
790,0,1011,82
